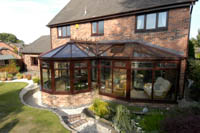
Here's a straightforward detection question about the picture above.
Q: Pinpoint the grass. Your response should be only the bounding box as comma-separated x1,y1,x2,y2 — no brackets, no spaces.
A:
0,82,69,133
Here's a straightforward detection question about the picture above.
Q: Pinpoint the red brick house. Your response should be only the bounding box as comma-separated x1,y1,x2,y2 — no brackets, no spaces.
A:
39,0,198,108
22,35,51,71
0,41,22,66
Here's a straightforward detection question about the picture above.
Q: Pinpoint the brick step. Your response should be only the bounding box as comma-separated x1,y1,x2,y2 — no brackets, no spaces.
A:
70,119,88,128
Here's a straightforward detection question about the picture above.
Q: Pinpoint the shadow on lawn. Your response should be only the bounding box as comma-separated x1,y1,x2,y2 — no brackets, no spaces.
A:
0,119,19,133
0,86,25,129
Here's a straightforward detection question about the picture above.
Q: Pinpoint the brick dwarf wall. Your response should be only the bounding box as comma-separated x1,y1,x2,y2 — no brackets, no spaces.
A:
50,7,191,98
23,54,40,71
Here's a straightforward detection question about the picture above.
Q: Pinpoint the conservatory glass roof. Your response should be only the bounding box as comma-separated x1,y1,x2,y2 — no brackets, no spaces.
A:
40,40,184,59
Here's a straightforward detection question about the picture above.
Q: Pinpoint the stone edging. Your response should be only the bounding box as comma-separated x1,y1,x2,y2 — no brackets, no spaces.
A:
14,80,77,133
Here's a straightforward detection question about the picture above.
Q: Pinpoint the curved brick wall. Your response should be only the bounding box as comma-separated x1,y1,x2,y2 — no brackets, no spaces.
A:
41,91,96,108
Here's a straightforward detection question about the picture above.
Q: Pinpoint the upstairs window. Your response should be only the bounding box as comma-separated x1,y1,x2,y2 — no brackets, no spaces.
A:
58,25,70,38
92,21,104,36
136,11,168,32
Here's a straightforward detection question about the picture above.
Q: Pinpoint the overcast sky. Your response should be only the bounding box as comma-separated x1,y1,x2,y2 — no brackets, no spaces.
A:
0,0,199,44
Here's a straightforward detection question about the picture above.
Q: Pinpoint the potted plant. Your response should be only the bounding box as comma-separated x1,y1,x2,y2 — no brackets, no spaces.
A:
33,77,40,85
16,73,23,79
7,74,13,81
23,74,27,79
26,74,32,80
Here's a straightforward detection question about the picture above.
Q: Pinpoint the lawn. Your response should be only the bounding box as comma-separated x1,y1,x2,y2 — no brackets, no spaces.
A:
0,82,69,133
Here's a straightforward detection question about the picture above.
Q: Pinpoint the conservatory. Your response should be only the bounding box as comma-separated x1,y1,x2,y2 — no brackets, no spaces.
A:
39,40,184,105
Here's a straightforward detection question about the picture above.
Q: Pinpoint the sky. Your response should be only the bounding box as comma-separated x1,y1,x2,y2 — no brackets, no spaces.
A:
0,0,199,44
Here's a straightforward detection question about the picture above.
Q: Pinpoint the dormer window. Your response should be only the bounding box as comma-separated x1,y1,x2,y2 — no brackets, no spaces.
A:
136,11,168,32
58,25,70,38
91,21,104,36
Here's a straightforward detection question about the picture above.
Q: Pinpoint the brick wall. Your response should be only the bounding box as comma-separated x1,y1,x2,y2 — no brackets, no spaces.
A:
51,7,190,57
23,54,40,71
0,42,21,59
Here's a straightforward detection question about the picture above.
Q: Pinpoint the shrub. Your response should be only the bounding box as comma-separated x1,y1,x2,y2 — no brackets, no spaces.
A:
187,60,200,101
89,98,110,118
33,77,40,84
161,107,200,133
16,73,23,79
7,74,13,78
139,112,164,132
188,40,195,58
113,105,133,133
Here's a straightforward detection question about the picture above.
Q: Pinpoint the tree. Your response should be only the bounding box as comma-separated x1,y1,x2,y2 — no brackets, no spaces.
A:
188,40,195,58
190,29,200,47
0,33,24,44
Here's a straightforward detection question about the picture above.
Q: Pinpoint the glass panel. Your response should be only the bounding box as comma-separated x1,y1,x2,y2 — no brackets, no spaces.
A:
91,60,98,67
92,22,97,34
101,60,111,67
42,45,64,58
98,21,104,34
137,15,144,29
54,62,70,69
154,70,177,100
55,69,70,92
72,45,88,57
132,62,153,68
113,69,126,97
115,61,126,67
146,13,156,29
42,61,50,68
58,27,62,37
131,70,152,99
74,62,87,68
158,12,167,28
67,26,71,36
62,26,67,37
42,69,51,91
74,69,88,91
157,62,177,68
100,67,112,94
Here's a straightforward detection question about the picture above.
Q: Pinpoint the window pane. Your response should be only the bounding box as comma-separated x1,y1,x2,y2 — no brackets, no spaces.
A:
137,15,144,29
131,70,152,99
42,69,51,91
55,69,70,92
132,62,153,68
74,62,87,68
67,26,71,36
92,22,97,34
58,27,62,37
113,69,126,97
54,62,70,69
62,26,67,37
42,61,50,68
158,12,167,28
115,61,126,67
157,62,177,68
146,13,156,29
74,69,88,91
100,67,112,94
98,21,104,34
154,70,177,100
101,60,111,67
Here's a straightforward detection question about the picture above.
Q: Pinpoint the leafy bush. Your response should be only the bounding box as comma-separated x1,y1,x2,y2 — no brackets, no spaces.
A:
113,105,133,133
16,73,23,79
33,77,40,84
89,98,110,118
161,107,200,133
139,112,164,132
7,74,13,78
187,60,200,101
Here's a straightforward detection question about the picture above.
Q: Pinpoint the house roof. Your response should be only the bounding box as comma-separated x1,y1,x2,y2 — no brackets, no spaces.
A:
0,55,16,60
22,35,51,54
40,40,184,60
48,0,195,27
